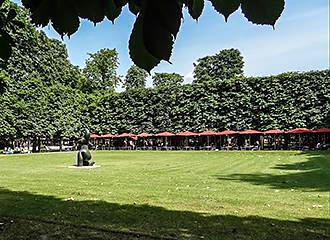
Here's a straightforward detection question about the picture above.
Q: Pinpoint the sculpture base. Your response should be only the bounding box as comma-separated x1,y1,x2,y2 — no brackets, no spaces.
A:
68,165,101,169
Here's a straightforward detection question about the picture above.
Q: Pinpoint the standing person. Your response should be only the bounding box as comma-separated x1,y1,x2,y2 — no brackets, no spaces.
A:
129,139,135,150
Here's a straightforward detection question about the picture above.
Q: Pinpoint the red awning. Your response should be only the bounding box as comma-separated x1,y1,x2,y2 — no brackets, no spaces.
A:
176,131,199,136
90,134,101,139
264,129,284,134
113,133,137,138
312,128,330,133
155,132,175,137
218,130,238,135
137,133,154,137
239,130,263,134
100,133,114,138
199,131,218,136
287,128,312,133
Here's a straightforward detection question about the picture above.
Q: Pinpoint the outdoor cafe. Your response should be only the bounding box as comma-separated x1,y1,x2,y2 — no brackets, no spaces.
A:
90,128,330,151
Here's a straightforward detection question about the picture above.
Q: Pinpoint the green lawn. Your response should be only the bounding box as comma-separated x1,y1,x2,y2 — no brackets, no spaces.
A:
0,151,329,240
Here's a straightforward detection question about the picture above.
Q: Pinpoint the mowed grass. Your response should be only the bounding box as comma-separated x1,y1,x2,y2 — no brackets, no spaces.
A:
0,151,329,240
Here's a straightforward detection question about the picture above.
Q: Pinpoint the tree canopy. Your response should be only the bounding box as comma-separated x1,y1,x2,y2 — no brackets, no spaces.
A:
124,65,148,90
83,48,121,91
6,0,286,72
193,48,244,83
0,3,88,150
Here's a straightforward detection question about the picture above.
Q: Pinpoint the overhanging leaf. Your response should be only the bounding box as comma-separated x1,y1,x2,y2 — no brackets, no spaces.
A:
128,0,140,16
30,0,53,27
22,0,42,11
0,30,14,45
210,0,240,21
0,35,12,61
187,0,204,20
241,0,285,26
104,0,122,23
51,1,79,37
6,8,17,22
74,0,104,24
0,0,5,7
114,0,128,8
140,0,182,62
143,3,173,61
157,1,182,38
129,13,160,73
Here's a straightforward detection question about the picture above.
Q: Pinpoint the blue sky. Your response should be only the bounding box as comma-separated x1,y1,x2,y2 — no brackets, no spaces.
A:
13,1,329,88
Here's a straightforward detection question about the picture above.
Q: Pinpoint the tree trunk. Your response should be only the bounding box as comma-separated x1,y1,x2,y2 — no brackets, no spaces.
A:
32,137,37,153
60,138,63,151
37,137,41,152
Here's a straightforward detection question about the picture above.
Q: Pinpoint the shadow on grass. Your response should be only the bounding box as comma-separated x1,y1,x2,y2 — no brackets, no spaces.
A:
215,151,330,192
0,187,329,240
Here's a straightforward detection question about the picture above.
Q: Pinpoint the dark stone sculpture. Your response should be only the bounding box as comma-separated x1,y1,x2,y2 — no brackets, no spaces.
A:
77,129,95,167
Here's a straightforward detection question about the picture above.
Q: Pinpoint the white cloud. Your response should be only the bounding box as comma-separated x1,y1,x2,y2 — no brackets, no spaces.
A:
184,71,194,83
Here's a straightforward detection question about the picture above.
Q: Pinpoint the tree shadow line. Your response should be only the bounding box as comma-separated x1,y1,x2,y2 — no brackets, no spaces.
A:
0,186,329,240
215,151,330,192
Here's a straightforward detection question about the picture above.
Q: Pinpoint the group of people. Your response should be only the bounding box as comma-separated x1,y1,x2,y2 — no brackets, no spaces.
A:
3,146,31,154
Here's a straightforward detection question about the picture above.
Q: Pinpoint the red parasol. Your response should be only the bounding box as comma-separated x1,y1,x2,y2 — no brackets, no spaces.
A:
100,133,114,138
113,133,137,138
218,130,238,135
287,128,312,133
155,132,175,137
137,133,154,137
312,128,330,133
263,129,284,134
199,131,218,136
90,134,101,139
176,132,199,136
239,130,263,134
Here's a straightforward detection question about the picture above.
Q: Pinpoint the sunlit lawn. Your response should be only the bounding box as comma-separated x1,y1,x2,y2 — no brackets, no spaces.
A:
0,151,329,239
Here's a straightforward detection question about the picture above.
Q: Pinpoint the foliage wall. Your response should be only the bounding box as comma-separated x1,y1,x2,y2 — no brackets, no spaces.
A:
1,67,329,140
89,70,330,134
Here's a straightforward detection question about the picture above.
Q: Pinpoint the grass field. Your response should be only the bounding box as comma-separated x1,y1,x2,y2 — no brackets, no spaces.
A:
0,151,329,240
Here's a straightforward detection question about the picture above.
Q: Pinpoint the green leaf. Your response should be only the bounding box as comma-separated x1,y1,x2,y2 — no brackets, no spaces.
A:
187,0,204,20
0,0,5,7
129,14,160,73
155,1,182,38
74,0,104,24
143,9,173,61
7,9,17,22
210,0,240,22
104,0,122,23
0,35,12,61
128,0,140,16
141,0,182,62
51,1,80,37
0,30,14,45
30,0,53,27
241,0,285,26
114,0,128,8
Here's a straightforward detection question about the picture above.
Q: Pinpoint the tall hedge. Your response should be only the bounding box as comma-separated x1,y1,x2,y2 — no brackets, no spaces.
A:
89,70,330,134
